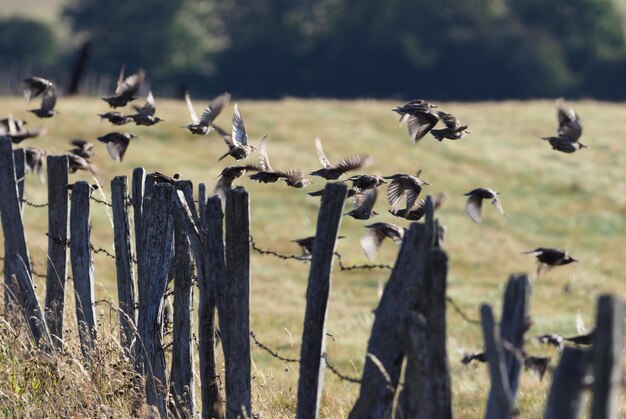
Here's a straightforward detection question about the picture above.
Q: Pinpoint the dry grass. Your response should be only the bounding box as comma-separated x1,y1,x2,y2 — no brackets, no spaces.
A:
0,96,624,417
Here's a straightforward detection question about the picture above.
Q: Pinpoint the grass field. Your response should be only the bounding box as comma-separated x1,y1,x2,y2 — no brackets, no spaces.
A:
0,96,624,417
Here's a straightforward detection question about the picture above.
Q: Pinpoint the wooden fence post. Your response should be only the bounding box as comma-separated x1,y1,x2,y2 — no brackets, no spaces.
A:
69,181,97,357
544,347,589,419
480,304,514,419
169,180,196,418
349,198,435,419
11,254,53,352
13,148,25,215
398,248,452,419
296,183,348,419
136,180,175,417
222,187,252,418
44,155,69,347
0,137,32,311
111,176,136,356
198,182,207,219
132,167,146,265
590,295,624,419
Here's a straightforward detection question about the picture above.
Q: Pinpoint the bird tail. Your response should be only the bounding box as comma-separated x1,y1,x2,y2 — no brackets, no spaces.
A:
218,151,230,161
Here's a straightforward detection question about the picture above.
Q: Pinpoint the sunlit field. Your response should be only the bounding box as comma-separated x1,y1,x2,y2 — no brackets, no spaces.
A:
0,96,624,417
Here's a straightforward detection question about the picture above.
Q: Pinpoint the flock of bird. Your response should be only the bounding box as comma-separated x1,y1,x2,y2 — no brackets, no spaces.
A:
0,65,583,276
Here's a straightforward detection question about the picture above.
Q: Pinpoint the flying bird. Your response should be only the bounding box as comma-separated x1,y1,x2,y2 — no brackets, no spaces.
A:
183,91,231,135
292,235,345,258
346,174,386,191
131,91,163,126
430,112,469,141
541,98,586,152
0,115,45,144
392,99,440,144
389,192,446,220
98,111,134,126
309,137,371,180
69,139,95,159
23,147,47,180
523,247,577,276
345,188,378,220
541,136,587,153
22,77,54,102
97,132,137,161
218,103,258,161
360,222,404,260
248,137,312,188
214,164,260,202
383,171,430,211
464,188,504,223
29,85,58,118
102,66,145,108
66,154,97,175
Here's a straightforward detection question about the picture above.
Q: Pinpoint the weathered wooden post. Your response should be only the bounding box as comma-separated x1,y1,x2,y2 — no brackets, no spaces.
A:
44,155,69,347
69,181,97,357
198,182,207,218
0,137,32,310
111,176,136,356
136,180,175,417
481,304,515,419
544,347,589,419
590,295,624,419
132,167,146,264
296,183,347,419
13,148,25,215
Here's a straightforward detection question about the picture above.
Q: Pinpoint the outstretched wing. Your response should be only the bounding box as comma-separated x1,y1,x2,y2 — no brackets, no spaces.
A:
184,91,199,124
200,92,231,125
465,195,483,223
315,137,331,168
231,103,248,146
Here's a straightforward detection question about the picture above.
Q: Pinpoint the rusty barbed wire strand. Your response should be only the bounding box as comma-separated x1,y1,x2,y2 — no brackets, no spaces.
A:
446,296,481,325
322,353,361,384
250,331,300,363
333,252,392,271
249,236,309,262
19,198,48,208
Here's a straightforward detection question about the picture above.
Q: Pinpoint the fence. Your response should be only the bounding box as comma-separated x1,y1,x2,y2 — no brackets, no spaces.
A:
0,136,623,418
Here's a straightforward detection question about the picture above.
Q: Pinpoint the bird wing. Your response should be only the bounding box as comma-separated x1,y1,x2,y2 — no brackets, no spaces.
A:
115,69,144,97
257,135,272,171
360,227,386,260
137,91,156,116
334,154,371,173
465,195,483,223
407,112,439,144
212,123,234,146
101,135,130,162
438,111,460,129
386,179,406,209
40,86,57,113
491,197,505,215
314,137,331,168
231,103,248,146
200,92,231,125
115,64,126,92
556,98,582,142
354,187,378,212
184,91,199,124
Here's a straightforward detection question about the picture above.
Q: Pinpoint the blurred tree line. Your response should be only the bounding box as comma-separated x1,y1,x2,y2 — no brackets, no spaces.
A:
2,0,626,99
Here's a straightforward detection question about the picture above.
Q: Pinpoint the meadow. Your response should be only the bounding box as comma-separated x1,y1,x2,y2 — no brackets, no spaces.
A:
0,96,624,417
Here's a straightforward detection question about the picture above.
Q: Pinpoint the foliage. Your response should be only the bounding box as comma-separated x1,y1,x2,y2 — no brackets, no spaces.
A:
0,17,59,69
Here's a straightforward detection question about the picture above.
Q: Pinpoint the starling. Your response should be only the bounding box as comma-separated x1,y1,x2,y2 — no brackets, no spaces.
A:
248,136,280,183
67,154,97,175
461,352,487,365
292,235,345,258
524,356,551,381
29,85,58,118
218,103,258,161
1,116,46,144
150,171,181,185
345,188,378,220
23,147,46,180
214,164,260,202
0,116,27,133
98,111,134,126
392,99,440,144
183,91,230,135
464,188,504,223
523,247,577,276
309,137,371,180
22,76,54,102
541,136,587,153
346,174,386,191
360,222,404,260
541,98,586,152
97,132,137,161
389,192,446,220
131,91,163,126
532,334,564,349
102,66,145,108
69,139,95,159
430,111,469,141
66,182,100,195
277,170,312,188
309,188,356,199
383,171,430,211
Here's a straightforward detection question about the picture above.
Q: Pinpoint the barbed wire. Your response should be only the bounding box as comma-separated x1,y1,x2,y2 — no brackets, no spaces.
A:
19,198,48,208
249,236,308,262
322,353,361,384
90,244,116,260
89,196,113,207
334,252,393,271
446,296,481,325
250,331,300,363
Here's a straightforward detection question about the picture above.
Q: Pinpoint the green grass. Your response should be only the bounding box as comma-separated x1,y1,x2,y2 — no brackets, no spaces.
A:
0,97,624,417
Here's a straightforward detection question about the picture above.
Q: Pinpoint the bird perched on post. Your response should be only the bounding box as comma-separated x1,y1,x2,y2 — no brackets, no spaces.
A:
541,98,586,153
131,91,163,126
29,85,58,118
102,66,145,108
389,192,446,221
383,171,430,211
430,112,470,141
97,132,137,161
392,99,440,144
360,222,404,260
22,77,54,102
98,111,133,126
464,188,504,223
345,188,378,220
182,91,230,135
309,137,371,180
523,247,577,276
248,137,312,188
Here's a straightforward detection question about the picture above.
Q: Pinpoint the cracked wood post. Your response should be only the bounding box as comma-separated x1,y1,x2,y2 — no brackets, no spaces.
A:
112,176,136,356
296,182,348,419
398,248,452,419
132,167,146,266
544,347,589,419
169,180,196,418
0,137,32,312
481,304,514,419
69,181,97,357
222,187,252,418
590,295,624,419
349,198,435,419
487,274,531,410
13,148,25,216
44,155,69,347
11,254,53,352
136,180,175,417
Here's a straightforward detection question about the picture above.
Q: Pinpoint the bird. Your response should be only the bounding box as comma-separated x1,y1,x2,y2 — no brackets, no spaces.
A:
541,98,586,152
430,111,469,141
98,111,134,126
383,171,430,211
541,136,587,153
308,188,356,199
0,115,46,144
23,147,47,180
464,188,504,223
150,171,181,185
292,235,345,258
218,103,258,161
360,222,404,260
66,154,97,175
392,99,440,144
131,91,163,126
248,137,312,188
345,188,378,220
69,139,95,159
389,192,446,220
66,182,100,195
532,330,595,348
22,77,54,102
102,66,145,108
29,85,58,118
523,247,577,276
309,137,371,180
97,132,137,161
183,91,231,135
524,356,551,381
0,116,27,133
345,174,386,191
214,164,260,202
